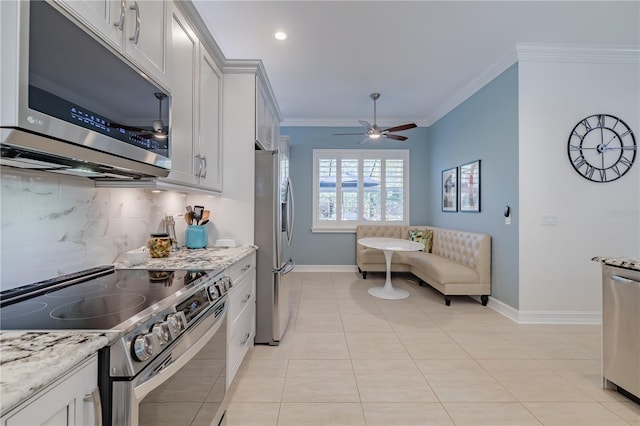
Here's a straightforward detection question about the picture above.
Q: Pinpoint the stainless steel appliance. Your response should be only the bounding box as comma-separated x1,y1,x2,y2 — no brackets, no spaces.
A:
0,266,230,426
254,140,295,345
1,1,171,179
602,264,640,402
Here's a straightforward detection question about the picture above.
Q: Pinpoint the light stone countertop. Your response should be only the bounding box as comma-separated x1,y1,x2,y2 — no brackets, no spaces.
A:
0,245,257,416
592,256,640,272
114,245,257,271
0,332,111,415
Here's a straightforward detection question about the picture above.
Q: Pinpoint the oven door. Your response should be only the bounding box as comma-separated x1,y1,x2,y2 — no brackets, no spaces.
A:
111,301,227,426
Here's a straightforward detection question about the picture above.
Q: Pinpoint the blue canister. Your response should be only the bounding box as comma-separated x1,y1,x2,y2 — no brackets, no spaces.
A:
185,225,207,249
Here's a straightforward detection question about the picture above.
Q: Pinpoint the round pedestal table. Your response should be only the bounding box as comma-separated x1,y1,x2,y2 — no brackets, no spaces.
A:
357,237,424,300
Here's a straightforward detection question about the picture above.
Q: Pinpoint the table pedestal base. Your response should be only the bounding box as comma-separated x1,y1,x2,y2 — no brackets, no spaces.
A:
367,248,410,300
368,285,409,300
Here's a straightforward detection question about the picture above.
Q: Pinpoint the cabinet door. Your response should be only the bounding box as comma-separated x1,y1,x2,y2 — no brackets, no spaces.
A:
56,0,122,49
198,49,223,192
123,0,168,85
256,81,269,149
4,356,98,426
165,8,199,186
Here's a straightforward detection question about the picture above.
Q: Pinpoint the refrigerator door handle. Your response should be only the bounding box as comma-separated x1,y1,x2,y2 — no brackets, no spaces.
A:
274,258,295,275
286,177,295,245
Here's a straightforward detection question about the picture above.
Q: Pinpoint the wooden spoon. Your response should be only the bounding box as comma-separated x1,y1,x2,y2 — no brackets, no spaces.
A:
201,210,210,222
184,212,192,225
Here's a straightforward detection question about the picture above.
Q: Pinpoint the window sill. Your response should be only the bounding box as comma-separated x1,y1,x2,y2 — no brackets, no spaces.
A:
310,227,356,233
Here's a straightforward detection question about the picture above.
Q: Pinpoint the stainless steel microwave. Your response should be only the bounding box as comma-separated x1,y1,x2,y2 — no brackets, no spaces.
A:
0,1,171,179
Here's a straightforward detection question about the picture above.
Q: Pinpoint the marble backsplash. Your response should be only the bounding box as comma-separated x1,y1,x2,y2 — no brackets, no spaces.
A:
0,168,219,290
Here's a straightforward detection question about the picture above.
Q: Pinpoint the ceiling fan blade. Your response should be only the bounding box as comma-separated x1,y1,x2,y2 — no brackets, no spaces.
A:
359,120,372,130
385,134,408,141
333,132,366,136
384,123,417,133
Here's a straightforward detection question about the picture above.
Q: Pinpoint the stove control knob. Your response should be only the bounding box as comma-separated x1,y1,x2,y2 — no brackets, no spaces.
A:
132,333,154,362
208,285,220,301
151,322,171,346
224,276,232,289
166,312,186,335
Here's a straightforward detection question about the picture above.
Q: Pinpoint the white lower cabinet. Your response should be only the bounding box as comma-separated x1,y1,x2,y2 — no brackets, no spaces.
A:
226,252,256,387
2,355,99,426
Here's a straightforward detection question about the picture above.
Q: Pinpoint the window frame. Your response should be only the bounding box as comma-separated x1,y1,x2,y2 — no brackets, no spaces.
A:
312,149,410,232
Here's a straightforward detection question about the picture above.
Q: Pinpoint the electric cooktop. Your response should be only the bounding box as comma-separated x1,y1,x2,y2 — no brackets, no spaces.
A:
0,266,213,331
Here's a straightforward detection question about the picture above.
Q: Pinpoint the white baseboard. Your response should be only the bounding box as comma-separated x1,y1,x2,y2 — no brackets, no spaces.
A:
486,296,601,325
296,267,602,325
295,265,359,273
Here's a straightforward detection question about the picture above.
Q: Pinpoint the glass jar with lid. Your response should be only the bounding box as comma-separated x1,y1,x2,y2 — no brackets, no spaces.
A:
148,233,172,258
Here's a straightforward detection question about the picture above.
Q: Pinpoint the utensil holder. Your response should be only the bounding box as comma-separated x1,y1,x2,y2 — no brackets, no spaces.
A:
185,225,207,249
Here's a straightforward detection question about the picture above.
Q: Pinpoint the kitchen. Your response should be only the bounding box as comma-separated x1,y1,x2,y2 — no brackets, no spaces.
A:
2,1,640,425
1,0,286,425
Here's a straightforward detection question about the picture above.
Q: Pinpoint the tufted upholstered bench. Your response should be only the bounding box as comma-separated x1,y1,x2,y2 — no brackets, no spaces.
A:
356,225,491,306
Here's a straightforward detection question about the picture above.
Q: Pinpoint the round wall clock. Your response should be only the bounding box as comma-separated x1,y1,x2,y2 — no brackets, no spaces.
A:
567,114,637,182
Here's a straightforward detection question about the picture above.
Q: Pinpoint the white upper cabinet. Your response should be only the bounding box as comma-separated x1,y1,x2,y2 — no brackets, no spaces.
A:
165,8,199,187
256,76,280,151
198,49,223,191
163,5,223,192
56,0,170,88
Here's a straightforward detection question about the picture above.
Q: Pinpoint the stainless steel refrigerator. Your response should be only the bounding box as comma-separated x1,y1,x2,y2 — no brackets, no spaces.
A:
254,142,295,345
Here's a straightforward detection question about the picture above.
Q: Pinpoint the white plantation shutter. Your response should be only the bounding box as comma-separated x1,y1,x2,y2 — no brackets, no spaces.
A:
313,150,409,231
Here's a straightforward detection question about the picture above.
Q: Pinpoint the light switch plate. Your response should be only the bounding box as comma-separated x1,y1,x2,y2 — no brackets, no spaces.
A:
542,215,558,226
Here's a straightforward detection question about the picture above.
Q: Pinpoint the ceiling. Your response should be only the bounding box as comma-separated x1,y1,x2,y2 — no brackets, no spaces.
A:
193,1,639,128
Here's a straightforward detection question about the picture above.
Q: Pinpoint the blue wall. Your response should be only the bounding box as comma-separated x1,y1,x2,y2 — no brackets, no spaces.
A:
282,64,519,308
428,64,519,308
282,126,430,265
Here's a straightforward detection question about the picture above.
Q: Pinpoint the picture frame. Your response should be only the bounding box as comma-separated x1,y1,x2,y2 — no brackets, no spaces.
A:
441,167,458,212
460,160,481,212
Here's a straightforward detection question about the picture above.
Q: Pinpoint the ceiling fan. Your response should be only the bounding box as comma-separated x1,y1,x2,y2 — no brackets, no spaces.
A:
333,92,417,144
111,92,168,140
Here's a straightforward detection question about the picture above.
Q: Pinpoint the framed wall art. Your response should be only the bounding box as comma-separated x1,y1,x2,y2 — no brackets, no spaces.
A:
441,167,458,212
460,160,481,212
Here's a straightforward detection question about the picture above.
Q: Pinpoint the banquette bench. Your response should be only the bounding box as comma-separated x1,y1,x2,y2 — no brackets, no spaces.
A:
356,225,491,306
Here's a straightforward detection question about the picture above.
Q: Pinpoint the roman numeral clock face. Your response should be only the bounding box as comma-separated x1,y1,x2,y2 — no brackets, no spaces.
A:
568,114,637,182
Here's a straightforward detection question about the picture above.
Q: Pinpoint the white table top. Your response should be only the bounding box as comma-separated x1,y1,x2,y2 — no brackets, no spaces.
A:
358,237,424,252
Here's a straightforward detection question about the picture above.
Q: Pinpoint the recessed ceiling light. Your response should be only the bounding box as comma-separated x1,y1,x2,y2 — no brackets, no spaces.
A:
274,31,287,41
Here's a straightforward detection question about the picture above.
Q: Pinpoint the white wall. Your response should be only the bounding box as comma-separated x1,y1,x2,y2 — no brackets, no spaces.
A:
518,46,639,319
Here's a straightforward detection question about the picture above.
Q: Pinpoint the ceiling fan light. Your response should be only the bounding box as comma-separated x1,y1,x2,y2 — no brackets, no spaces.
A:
369,134,381,139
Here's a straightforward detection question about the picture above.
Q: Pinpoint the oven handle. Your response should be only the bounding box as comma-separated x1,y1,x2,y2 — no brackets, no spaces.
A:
133,304,227,402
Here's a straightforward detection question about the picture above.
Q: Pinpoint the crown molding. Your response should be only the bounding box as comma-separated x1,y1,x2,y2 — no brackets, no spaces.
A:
426,50,518,126
281,119,430,128
516,43,640,63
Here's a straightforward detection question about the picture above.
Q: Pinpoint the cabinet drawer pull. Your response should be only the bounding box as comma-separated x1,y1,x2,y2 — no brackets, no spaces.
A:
241,294,251,304
241,264,251,272
83,387,103,426
240,332,251,345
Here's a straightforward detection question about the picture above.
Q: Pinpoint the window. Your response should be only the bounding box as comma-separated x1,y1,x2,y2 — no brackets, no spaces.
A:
312,149,410,231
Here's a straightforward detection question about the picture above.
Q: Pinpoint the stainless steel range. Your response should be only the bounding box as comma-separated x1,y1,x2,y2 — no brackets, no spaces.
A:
0,266,230,426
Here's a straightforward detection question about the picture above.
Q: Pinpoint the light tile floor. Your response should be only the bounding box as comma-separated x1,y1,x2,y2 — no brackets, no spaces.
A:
225,272,640,425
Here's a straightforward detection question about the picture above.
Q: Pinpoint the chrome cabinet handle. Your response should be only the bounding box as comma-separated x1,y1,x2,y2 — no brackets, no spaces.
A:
195,155,202,177
83,387,103,426
113,0,125,29
201,156,208,178
129,1,141,44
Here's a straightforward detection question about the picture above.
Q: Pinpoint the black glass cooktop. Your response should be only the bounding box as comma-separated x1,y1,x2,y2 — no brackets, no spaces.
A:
0,267,212,331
